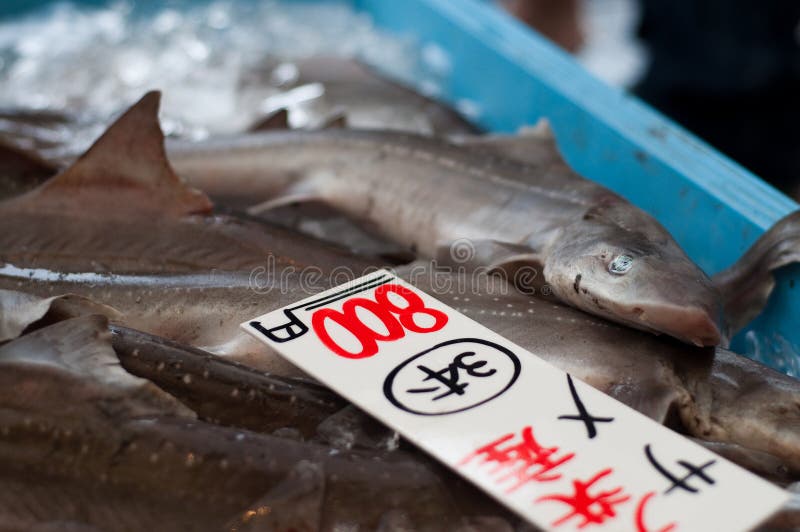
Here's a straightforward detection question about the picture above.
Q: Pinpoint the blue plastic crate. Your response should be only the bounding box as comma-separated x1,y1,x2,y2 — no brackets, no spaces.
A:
1,0,798,374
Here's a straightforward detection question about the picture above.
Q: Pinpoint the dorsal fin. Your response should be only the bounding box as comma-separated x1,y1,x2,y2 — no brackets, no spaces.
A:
318,109,348,129
9,91,212,217
449,118,564,168
248,108,290,132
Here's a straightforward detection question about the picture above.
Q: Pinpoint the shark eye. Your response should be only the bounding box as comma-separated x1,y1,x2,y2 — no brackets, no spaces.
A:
608,254,634,275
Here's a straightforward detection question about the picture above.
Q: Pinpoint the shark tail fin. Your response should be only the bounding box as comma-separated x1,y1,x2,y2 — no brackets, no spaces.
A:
713,210,800,333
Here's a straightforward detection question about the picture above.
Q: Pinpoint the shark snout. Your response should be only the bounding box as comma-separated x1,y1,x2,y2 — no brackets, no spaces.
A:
630,302,723,347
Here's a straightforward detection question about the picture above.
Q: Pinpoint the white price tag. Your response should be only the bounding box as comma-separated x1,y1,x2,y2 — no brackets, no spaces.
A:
243,270,787,531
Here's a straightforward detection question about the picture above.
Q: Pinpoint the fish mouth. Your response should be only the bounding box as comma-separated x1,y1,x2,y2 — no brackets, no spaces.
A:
570,282,723,346
624,302,723,347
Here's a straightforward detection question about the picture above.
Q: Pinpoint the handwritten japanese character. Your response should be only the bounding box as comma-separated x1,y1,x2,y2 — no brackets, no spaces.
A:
557,374,614,439
645,444,716,494
536,468,631,528
459,426,575,492
407,351,496,400
635,491,677,532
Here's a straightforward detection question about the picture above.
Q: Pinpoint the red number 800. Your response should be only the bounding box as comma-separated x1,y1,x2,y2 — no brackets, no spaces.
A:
311,284,449,359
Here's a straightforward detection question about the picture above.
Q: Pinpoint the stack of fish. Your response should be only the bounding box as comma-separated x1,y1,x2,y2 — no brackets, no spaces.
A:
2,58,800,530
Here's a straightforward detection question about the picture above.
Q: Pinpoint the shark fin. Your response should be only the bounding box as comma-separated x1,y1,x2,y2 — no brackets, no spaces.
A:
448,118,563,167
436,238,541,268
0,288,121,342
247,193,320,214
10,91,212,217
246,107,346,133
0,315,194,418
713,210,800,334
435,239,545,292
246,177,323,214
318,109,348,129
248,108,290,132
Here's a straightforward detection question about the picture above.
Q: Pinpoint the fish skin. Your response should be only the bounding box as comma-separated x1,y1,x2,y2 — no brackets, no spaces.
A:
686,347,800,471
696,440,800,486
0,415,499,531
109,324,346,437
165,127,725,347
448,122,567,166
0,98,792,468
0,209,375,274
247,56,480,135
0,316,511,531
315,404,401,452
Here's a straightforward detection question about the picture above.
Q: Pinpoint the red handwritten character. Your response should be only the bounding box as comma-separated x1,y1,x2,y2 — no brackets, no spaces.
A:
635,492,676,532
537,468,631,529
313,297,404,359
459,426,575,492
374,284,448,333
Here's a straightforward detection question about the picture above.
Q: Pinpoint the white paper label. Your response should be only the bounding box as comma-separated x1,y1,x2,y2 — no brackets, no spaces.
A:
242,270,787,531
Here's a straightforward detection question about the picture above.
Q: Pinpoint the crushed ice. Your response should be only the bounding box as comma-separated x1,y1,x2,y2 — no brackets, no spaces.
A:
0,0,424,149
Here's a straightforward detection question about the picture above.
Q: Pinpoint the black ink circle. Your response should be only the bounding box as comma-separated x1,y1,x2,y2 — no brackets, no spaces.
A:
383,338,521,416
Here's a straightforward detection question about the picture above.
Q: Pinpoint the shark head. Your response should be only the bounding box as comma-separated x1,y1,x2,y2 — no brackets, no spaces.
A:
544,199,725,347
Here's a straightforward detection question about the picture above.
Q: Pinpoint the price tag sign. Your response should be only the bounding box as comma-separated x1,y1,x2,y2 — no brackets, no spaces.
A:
242,270,787,531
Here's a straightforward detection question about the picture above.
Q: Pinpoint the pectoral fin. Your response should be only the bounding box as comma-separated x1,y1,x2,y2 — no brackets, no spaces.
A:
0,288,121,342
246,183,321,214
435,239,545,292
